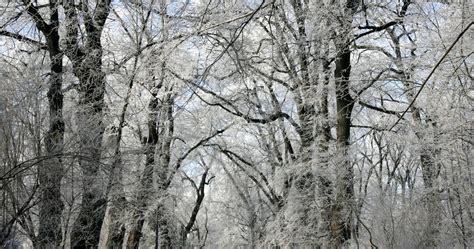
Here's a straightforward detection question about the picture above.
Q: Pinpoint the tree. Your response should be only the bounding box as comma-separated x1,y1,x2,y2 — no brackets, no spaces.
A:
1,0,65,246
62,0,112,247
0,0,472,248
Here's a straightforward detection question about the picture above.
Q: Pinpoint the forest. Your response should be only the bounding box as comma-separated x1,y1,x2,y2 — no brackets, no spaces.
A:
0,0,472,248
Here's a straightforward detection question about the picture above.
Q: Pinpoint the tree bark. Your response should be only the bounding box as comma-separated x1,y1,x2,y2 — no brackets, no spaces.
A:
62,0,111,247
152,93,174,249
38,40,64,249
328,2,359,246
70,64,107,248
332,42,355,247
35,0,65,247
153,203,172,249
290,1,319,242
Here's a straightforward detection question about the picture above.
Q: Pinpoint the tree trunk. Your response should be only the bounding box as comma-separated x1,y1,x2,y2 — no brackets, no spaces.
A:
127,44,170,247
332,42,355,247
293,98,317,243
328,2,359,246
105,153,127,248
37,1,65,246
63,0,111,245
154,203,172,249
105,199,126,248
70,55,107,249
405,79,441,247
152,94,174,249
104,52,139,249
292,19,317,240
316,53,334,246
407,85,441,247
420,151,442,247
126,96,159,249
39,45,64,249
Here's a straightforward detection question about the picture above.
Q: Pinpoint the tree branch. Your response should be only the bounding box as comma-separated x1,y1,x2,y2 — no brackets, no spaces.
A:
0,30,47,49
358,100,403,116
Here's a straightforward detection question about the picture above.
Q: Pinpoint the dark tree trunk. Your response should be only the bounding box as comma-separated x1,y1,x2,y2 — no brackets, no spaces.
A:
181,169,209,246
154,203,172,249
63,0,111,246
332,43,355,247
105,153,127,248
153,94,174,249
328,2,359,245
36,0,65,247
39,46,65,249
420,151,442,246
70,41,108,249
127,81,173,248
